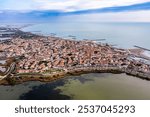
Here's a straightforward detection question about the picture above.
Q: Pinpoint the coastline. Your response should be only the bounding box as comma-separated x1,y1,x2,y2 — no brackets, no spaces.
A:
0,27,150,85
0,66,150,86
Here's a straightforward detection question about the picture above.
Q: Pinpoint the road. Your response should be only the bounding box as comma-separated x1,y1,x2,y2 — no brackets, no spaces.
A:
0,62,16,81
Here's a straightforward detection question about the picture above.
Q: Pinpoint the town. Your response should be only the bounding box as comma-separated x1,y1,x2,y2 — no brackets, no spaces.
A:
0,27,150,84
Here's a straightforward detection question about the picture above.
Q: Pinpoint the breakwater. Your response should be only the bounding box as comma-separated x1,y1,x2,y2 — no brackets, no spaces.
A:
66,66,150,80
134,45,150,52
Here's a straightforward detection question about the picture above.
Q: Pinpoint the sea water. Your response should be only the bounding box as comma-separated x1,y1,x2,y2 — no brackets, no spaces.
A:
23,22,150,49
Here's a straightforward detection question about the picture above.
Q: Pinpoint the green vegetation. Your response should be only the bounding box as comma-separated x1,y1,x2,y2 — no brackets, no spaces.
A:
16,72,41,75
6,78,17,85
43,68,64,74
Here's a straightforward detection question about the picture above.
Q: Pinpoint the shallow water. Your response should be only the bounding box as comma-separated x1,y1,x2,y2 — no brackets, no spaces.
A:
0,73,150,100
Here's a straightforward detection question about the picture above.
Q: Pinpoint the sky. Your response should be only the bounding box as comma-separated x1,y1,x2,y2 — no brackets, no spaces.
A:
0,0,150,22
0,0,149,11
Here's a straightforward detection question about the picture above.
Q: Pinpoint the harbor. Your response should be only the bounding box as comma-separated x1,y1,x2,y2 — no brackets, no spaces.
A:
0,26,41,42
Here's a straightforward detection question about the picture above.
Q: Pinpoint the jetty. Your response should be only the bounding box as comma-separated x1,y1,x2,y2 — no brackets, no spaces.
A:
92,39,106,41
134,45,150,51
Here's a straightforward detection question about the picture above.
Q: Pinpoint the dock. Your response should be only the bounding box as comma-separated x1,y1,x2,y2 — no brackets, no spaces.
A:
92,39,106,41
134,45,150,51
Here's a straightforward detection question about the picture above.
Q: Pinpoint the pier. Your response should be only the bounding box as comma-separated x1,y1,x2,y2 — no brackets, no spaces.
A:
134,45,150,51
92,39,106,41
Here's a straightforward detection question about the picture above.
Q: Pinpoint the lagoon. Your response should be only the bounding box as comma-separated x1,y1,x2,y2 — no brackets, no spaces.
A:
0,73,150,100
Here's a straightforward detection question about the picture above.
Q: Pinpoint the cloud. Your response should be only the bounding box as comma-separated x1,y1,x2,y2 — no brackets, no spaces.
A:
69,2,150,14
0,0,150,22
78,10,150,22
32,0,79,11
32,0,150,11
1,0,149,11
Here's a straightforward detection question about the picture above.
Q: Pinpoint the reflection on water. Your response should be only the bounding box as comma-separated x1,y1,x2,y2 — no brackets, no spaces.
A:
0,73,150,100
19,80,71,100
